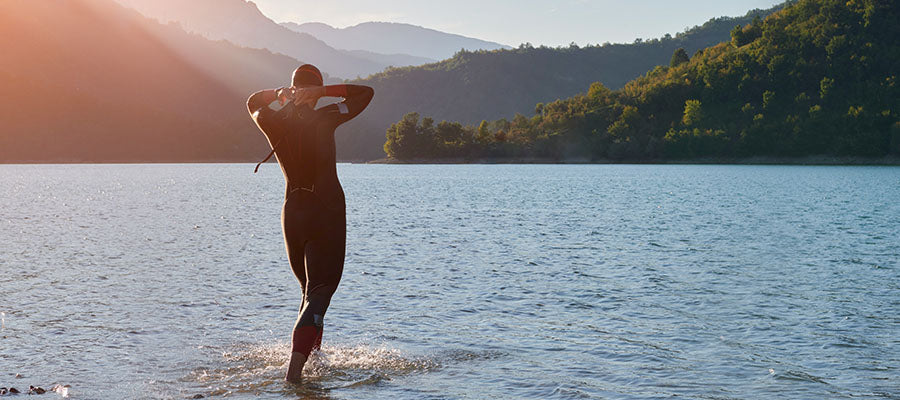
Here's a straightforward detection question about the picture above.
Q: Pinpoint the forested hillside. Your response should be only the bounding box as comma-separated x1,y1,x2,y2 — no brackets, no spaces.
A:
384,0,899,161
338,4,785,160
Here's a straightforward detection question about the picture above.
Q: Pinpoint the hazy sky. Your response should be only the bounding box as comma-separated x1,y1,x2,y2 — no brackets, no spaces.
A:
252,0,783,47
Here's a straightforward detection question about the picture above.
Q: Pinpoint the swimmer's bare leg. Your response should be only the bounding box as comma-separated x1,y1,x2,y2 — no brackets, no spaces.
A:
286,310,323,383
285,352,307,383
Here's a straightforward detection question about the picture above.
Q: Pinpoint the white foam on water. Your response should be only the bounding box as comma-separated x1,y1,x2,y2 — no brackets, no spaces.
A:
304,342,439,378
50,384,70,398
189,342,288,396
184,341,438,397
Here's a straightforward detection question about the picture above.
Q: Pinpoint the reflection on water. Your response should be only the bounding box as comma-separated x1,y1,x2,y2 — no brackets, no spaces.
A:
1,164,898,399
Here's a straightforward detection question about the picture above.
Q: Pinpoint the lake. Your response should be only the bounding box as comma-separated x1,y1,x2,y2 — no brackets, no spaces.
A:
1,164,898,399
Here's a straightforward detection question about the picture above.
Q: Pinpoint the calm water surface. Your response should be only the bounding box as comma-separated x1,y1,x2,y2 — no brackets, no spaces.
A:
1,164,898,399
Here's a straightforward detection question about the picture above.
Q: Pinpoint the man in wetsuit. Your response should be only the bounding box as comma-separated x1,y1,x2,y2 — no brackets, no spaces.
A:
246,64,374,382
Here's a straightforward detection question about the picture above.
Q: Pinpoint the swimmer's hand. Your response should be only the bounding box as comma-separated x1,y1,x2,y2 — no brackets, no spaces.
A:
292,86,326,106
275,87,293,105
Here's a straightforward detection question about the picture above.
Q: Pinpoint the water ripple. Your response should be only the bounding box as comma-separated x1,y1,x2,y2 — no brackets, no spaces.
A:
1,164,899,399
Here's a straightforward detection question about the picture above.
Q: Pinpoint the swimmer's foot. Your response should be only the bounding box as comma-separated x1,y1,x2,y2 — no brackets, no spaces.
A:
285,352,308,383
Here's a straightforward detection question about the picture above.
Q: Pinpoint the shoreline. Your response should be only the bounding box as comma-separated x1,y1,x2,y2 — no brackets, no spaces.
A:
1,155,898,166
366,155,900,166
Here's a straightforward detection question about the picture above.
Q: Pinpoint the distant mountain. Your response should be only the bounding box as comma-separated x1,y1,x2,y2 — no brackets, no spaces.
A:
334,4,788,160
113,0,407,79
342,49,436,69
0,0,292,162
282,21,511,61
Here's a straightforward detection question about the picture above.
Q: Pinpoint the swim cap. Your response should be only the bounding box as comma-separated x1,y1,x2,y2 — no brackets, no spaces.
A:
292,64,323,87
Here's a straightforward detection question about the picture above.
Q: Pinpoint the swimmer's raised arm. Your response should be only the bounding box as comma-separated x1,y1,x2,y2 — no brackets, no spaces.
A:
320,84,375,125
247,88,294,114
247,89,276,114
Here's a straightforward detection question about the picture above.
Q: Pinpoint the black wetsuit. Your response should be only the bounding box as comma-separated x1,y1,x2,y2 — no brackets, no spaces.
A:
248,84,374,356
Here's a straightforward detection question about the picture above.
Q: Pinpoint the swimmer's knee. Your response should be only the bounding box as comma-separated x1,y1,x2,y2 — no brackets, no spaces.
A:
297,293,331,327
307,283,338,299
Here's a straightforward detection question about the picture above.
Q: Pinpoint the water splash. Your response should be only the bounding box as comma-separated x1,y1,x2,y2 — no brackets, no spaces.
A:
184,341,438,397
50,384,70,398
304,343,439,378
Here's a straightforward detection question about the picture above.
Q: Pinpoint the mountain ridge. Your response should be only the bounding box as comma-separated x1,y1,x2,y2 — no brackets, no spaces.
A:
114,0,399,78
281,21,511,61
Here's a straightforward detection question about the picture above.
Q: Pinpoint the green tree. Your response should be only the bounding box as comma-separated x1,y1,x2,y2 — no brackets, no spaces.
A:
820,77,834,99
762,91,776,109
730,15,763,47
730,25,746,47
608,105,641,138
435,120,465,145
384,112,421,159
682,100,703,126
476,120,492,144
588,82,610,99
670,48,690,67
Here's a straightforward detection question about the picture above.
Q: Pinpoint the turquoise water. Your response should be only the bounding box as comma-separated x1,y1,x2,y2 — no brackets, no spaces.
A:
1,164,898,399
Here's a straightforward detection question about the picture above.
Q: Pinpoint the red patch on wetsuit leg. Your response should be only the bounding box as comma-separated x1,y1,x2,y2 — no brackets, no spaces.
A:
313,328,323,351
292,326,319,357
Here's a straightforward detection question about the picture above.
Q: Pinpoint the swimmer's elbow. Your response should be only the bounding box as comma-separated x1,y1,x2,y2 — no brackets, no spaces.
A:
247,94,262,114
359,86,375,102
353,86,375,110
247,89,276,114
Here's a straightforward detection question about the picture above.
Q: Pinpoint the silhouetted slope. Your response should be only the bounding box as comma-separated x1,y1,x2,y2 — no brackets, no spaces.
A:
113,0,385,79
0,0,294,162
282,21,511,61
336,4,785,160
